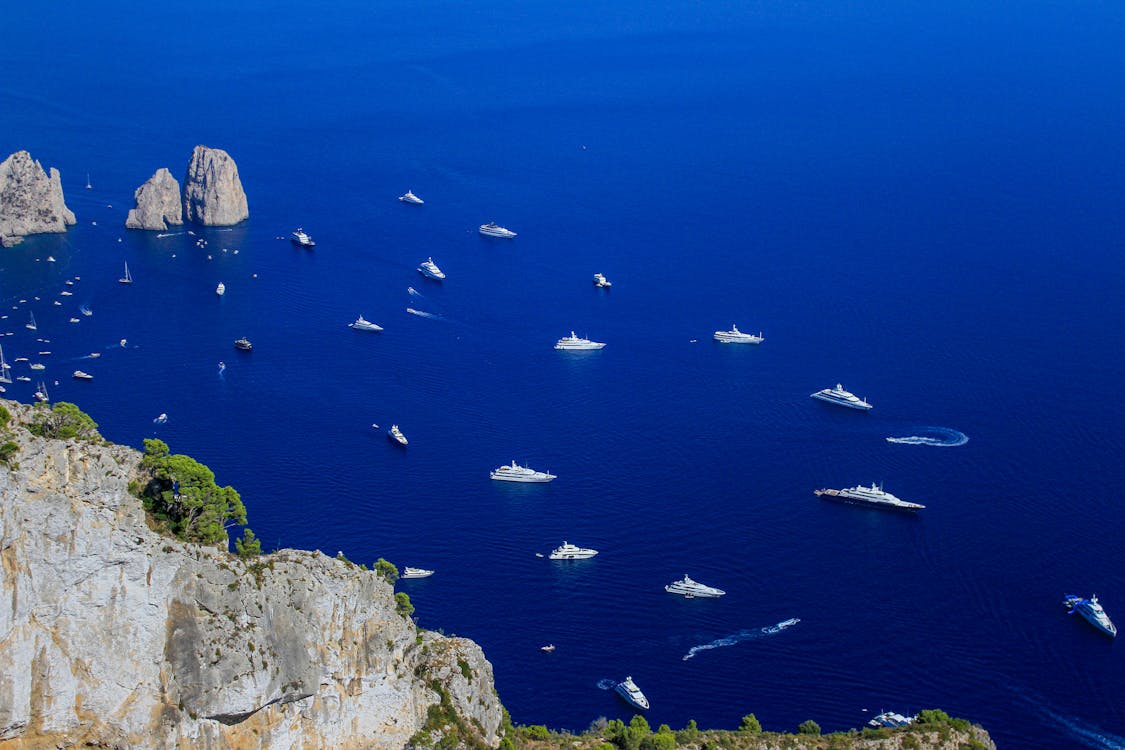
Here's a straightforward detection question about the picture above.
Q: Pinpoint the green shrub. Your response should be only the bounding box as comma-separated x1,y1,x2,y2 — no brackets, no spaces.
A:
0,440,18,467
236,528,262,557
26,402,99,441
525,725,550,741
0,404,11,429
458,658,472,681
739,714,762,733
138,438,246,545
374,557,399,583
395,591,414,617
797,720,821,736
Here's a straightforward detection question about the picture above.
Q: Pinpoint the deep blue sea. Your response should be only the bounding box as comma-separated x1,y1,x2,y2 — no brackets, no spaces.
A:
2,2,1123,747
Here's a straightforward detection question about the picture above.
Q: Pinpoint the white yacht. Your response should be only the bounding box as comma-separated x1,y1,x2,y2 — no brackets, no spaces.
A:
593,273,612,288
216,282,225,296
713,324,763,344
1064,594,1117,638
665,574,726,598
290,228,316,248
554,331,606,350
615,676,650,711
72,370,93,380
399,190,424,205
350,315,384,332
549,541,598,560
418,257,446,280
490,461,556,483
815,483,925,512
811,383,872,411
118,261,133,284
401,567,434,579
479,222,517,238
388,425,408,446
29,363,45,371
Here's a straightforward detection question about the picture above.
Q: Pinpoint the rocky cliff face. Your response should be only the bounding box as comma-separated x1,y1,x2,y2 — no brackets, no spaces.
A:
0,402,501,750
125,168,183,230
0,151,76,247
182,145,249,226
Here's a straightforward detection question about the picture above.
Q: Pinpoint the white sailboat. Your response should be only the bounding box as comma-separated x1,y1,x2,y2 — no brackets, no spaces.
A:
85,173,92,189
25,312,37,331
118,261,133,285
0,344,11,384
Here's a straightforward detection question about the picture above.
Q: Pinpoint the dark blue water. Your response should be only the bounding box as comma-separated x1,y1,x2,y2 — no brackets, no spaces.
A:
2,2,1123,747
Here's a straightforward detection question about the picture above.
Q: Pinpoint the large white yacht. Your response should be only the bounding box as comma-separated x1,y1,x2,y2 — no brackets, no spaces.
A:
402,567,434,579
554,331,606,350
418,258,446,280
615,676,649,711
713,324,763,344
549,541,598,560
479,222,517,238
216,281,226,296
593,273,612,288
665,574,726,598
811,383,872,411
815,483,925,512
399,190,424,205
350,315,384,332
490,461,556,483
388,425,408,446
1064,594,1117,638
290,228,315,248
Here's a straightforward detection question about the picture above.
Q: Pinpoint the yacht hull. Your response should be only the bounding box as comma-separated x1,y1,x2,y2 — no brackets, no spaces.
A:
815,489,923,513
811,393,872,410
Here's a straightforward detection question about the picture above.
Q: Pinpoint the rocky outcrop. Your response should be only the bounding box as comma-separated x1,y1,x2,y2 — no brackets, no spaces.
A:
182,145,249,226
0,151,76,247
0,401,501,750
125,168,183,230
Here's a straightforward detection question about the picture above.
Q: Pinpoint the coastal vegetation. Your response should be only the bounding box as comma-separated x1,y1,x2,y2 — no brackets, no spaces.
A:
25,401,100,441
376,556,400,583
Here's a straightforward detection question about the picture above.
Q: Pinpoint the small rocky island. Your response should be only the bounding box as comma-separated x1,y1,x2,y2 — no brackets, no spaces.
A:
0,150,76,246
182,144,249,226
125,167,183,230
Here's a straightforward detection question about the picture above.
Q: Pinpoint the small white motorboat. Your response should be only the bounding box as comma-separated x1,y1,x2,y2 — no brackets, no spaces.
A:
399,190,424,205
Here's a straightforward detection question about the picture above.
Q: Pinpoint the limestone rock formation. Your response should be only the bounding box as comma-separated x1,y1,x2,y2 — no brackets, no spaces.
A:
0,150,76,246
182,145,249,226
0,401,501,749
125,167,183,230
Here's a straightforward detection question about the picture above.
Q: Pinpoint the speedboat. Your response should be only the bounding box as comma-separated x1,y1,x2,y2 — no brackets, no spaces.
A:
153,413,168,424
290,228,315,248
554,331,606,350
490,461,556,483
216,282,225,296
418,257,446,280
1064,594,1117,638
713,324,763,344
401,567,434,578
548,541,598,560
665,574,726,598
399,190,424,205
815,483,925,512
811,383,872,411
350,315,384,332
540,644,556,653
615,676,649,711
234,337,253,351
72,370,93,380
868,711,915,729
593,273,612,288
388,424,408,446
479,221,517,238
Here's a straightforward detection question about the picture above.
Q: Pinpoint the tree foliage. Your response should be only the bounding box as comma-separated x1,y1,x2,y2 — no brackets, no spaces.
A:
26,402,99,441
395,591,415,617
374,557,399,583
236,527,262,557
797,720,821,736
0,440,17,468
139,438,246,545
0,404,11,429
739,714,762,733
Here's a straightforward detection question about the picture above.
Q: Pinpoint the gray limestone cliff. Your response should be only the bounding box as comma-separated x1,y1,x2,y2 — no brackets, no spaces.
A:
0,151,76,247
182,145,249,226
0,401,501,750
125,168,183,230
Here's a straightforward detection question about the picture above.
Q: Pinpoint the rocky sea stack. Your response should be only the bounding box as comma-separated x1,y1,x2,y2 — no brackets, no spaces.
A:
182,145,249,226
125,167,183,230
0,401,501,750
0,150,76,247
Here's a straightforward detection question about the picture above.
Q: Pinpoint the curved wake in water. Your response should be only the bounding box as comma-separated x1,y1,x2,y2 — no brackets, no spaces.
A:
408,286,426,299
886,427,968,447
1041,707,1125,749
406,307,444,321
596,678,618,690
682,618,800,661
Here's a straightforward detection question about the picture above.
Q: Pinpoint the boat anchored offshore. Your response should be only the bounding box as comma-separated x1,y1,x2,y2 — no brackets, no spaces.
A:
549,541,598,560
713,324,763,344
479,221,517,238
399,190,424,205
815,483,925,512
1064,594,1117,638
401,567,434,579
388,425,408,446
811,383,872,411
216,281,225,296
418,257,446,280
593,273,612,288
290,228,315,248
665,574,726,598
554,331,606,350
118,261,133,284
350,315,384,332
490,461,556,483
234,337,253,351
615,676,650,711
72,370,93,380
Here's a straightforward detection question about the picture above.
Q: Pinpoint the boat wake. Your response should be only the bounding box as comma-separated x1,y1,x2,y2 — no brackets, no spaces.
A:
1041,707,1125,749
407,286,426,299
406,307,444,321
596,678,618,690
682,618,800,661
886,427,968,447
155,232,183,238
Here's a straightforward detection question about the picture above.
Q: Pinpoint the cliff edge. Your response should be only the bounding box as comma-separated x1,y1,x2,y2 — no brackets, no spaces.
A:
0,401,501,750
0,151,76,247
182,145,249,226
